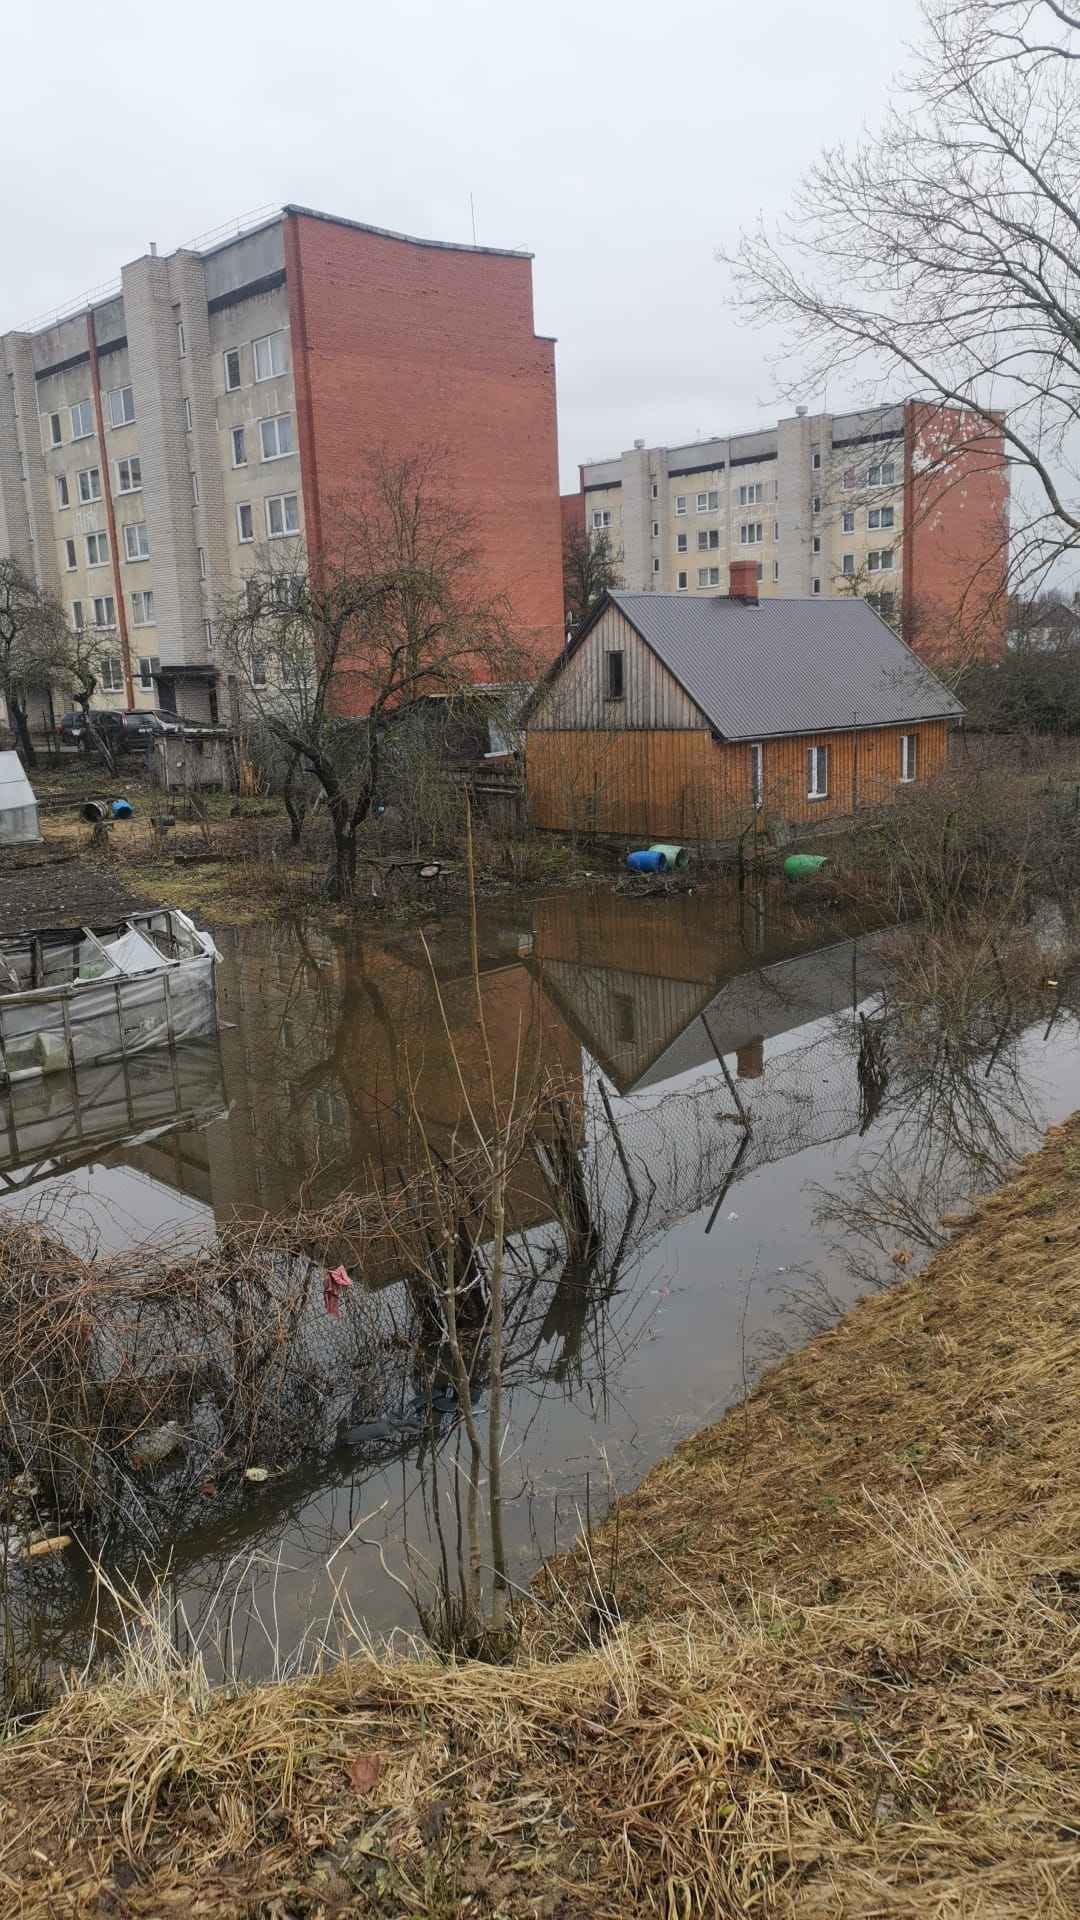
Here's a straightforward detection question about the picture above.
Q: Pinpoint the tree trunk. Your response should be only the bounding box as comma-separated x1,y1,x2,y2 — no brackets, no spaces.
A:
10,701,37,771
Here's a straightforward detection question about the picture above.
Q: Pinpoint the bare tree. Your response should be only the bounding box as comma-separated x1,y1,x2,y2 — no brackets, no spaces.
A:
725,0,1080,577
0,559,75,770
563,522,623,631
219,451,526,897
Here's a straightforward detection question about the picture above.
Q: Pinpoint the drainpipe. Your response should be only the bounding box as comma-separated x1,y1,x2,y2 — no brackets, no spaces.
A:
86,312,135,709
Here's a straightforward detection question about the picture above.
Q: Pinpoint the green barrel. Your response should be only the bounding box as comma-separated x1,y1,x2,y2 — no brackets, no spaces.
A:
783,853,830,880
649,843,690,871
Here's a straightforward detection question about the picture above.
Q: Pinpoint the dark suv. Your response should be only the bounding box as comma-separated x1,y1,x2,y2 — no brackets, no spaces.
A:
57,709,123,748
100,711,172,753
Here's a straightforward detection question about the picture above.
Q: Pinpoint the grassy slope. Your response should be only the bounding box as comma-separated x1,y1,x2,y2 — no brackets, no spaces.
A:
1,1122,1079,1917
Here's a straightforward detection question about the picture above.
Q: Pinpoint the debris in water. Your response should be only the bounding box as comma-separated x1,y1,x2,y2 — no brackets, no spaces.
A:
23,1534,72,1559
133,1421,186,1468
243,1467,271,1483
727,1211,738,1221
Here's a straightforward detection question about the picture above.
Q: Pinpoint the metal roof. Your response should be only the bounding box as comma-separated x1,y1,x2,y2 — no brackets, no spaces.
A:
606,593,963,741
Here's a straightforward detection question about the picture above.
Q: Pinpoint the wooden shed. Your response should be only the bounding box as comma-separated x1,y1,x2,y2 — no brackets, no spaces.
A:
525,563,963,842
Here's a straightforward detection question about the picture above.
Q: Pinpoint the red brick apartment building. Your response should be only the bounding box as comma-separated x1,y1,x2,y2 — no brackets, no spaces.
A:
564,400,1008,666
0,206,564,720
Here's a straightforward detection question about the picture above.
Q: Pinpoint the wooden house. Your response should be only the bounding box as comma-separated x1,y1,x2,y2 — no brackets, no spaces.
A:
525,561,963,842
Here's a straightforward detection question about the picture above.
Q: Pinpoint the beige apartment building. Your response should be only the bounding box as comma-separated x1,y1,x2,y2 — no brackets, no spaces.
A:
566,400,1010,664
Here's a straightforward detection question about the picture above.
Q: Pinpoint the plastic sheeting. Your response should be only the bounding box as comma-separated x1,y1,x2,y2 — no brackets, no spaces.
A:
0,751,41,847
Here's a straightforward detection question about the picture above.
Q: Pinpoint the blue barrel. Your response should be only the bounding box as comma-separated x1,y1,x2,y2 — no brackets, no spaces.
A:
627,849,668,873
112,799,133,819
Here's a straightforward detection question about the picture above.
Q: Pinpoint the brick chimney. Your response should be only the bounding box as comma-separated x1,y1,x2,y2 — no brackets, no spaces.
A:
728,559,759,602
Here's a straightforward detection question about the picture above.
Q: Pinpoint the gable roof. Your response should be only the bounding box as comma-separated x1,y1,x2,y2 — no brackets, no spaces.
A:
552,592,963,741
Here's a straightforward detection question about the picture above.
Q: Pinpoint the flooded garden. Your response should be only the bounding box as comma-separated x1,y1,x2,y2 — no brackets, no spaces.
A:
2,860,1077,1709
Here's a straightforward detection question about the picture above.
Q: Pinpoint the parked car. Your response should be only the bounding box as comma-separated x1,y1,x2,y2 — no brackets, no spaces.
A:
56,709,122,749
99,711,169,753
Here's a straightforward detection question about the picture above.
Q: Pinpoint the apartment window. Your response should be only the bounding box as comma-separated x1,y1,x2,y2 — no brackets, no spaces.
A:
190,471,200,506
108,386,135,428
71,600,83,631
812,535,821,554
842,509,855,533
677,570,688,589
756,562,764,583
591,508,612,530
651,482,659,500
843,468,856,490
652,556,661,574
100,655,124,691
69,400,94,440
651,519,659,537
205,620,214,653
266,493,299,537
738,483,763,506
811,451,821,470
231,426,247,467
197,546,206,580
224,348,242,391
698,529,720,551
47,412,63,448
92,595,116,630
812,494,821,514
56,475,69,509
807,744,828,800
772,560,780,583
76,467,102,503
184,398,193,433
123,521,150,561
696,489,719,512
177,320,187,357
253,331,287,381
116,456,142,493
868,461,895,487
236,502,254,543
676,532,688,553
137,653,160,688
675,495,686,515
868,549,894,572
750,741,764,810
698,566,720,587
739,522,763,545
131,592,155,628
63,538,77,571
842,553,855,576
773,520,779,541
250,648,268,688
868,505,895,530
606,649,624,699
85,530,109,566
900,733,918,784
868,590,896,619
812,577,821,595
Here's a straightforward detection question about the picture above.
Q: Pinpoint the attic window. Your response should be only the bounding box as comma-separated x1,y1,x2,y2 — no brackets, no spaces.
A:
606,650,624,699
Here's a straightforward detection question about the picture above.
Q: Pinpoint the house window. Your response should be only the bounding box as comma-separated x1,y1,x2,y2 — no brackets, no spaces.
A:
868,505,895,530
85,531,109,566
237,502,254,542
652,556,660,574
177,320,186,357
250,648,267,688
92,596,116,630
677,570,688,589
47,412,63,448
266,493,299,537
231,426,247,467
651,520,659,537
63,538,77,571
137,652,160,687
739,523,763,545
197,545,206,579
738,483,763,506
868,590,896,619
675,495,686,515
184,397,193,432
71,600,83,631
606,650,624,699
811,451,821,470
69,400,94,440
867,549,894,572
123,521,150,561
253,331,287,381
868,461,895,487
591,508,612,530
842,553,855,576
807,744,828,800
842,509,855,533
697,566,720,587
77,467,102,503
56,475,69,509
773,560,779,582
900,733,917,783
676,533,688,553
132,592,155,628
224,348,242,391
812,577,821,595
117,457,141,494
812,535,821,554
750,741,764,810
100,654,124,690
190,471,200,505
108,386,135,428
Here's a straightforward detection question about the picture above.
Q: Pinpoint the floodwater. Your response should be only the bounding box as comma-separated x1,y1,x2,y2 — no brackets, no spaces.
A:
3,878,1079,1687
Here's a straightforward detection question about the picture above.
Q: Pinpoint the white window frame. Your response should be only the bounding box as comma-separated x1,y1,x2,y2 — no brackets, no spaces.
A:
867,549,894,572
772,560,780,583
651,556,660,574
841,509,855,533
677,570,688,589
591,508,612,530
69,400,94,441
205,620,215,653
675,495,686,515
56,475,70,510
85,531,109,567
184,397,193,433
123,521,150,562
224,348,242,391
807,744,828,800
116,456,142,494
107,385,135,428
842,554,855,577
132,593,155,629
650,482,659,500
812,535,821,554
868,505,895,531
250,647,268,689
676,532,688,553
738,483,763,507
812,494,821,514
750,741,764,810
259,414,293,461
253,331,287,382
76,467,102,504
197,546,206,580
177,320,187,358
812,577,821,595
697,565,720,588
236,502,254,543
231,425,247,467
651,519,659,537
265,493,300,538
63,538,77,571
811,451,821,470
739,522,763,545
99,653,124,690
71,600,84,631
900,733,917,783
47,412,63,448
868,461,896,488
92,596,117,632
137,652,160,688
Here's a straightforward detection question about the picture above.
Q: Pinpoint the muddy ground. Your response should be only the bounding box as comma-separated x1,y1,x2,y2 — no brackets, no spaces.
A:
0,856,153,935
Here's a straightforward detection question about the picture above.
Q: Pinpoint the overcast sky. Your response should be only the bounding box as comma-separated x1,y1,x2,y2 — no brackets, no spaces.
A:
4,0,923,490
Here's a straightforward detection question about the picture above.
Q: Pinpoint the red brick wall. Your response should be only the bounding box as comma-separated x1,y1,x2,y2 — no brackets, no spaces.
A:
903,401,1009,666
283,211,563,697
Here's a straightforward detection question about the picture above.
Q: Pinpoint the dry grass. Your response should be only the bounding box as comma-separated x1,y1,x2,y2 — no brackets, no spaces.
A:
2,1120,1080,1916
